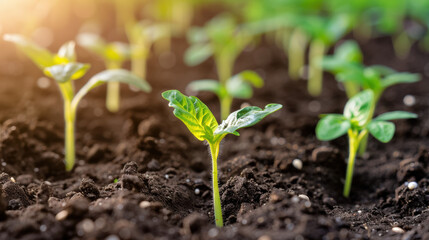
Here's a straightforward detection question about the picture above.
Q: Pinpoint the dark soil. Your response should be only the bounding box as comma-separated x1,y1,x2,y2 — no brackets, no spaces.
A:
1,11,429,240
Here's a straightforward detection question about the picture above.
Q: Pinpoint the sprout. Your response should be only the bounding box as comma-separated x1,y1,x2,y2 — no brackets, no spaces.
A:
185,15,255,119
76,33,132,112
316,90,417,197
162,90,282,226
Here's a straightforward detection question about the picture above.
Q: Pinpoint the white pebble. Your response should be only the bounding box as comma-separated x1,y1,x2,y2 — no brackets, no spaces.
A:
357,210,362,214
392,227,405,234
139,201,151,208
292,159,303,170
407,181,418,190
55,210,69,221
39,224,47,232
10,177,15,183
194,188,200,195
298,194,309,201
403,95,416,106
37,77,51,89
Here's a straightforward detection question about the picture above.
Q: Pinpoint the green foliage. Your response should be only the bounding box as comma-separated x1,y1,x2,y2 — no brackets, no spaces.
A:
316,89,417,197
163,89,281,227
77,33,130,63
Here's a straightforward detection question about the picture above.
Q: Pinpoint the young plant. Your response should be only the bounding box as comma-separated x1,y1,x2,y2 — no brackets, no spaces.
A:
322,40,363,98
77,33,131,112
184,15,254,119
316,90,417,197
162,90,282,227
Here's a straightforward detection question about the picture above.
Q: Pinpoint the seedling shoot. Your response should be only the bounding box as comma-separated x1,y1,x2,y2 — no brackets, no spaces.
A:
316,90,417,197
162,90,282,227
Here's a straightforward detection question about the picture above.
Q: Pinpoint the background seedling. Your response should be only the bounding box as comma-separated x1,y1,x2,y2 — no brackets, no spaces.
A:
184,15,254,119
77,33,131,112
316,90,417,197
162,90,282,227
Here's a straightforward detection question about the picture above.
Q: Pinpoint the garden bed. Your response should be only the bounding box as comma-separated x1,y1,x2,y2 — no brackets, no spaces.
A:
0,25,429,240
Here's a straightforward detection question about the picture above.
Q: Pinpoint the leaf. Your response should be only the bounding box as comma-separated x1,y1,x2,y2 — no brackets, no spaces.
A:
187,80,223,96
335,40,362,63
316,114,351,141
44,63,90,83
4,34,55,69
187,27,208,44
104,42,130,61
55,41,76,63
367,120,395,143
381,73,420,88
344,89,373,126
214,104,282,137
367,65,396,76
73,69,151,109
374,111,418,121
184,43,213,66
162,90,218,143
226,71,264,99
76,33,107,57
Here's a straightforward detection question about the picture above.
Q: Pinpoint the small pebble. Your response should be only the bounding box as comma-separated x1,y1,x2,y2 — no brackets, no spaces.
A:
208,228,219,238
357,210,362,214
139,201,151,209
164,174,169,179
292,159,303,170
37,77,51,89
298,194,309,201
392,227,405,234
194,188,200,195
39,224,47,232
55,210,69,221
403,95,416,106
258,235,272,240
10,177,15,183
407,181,418,190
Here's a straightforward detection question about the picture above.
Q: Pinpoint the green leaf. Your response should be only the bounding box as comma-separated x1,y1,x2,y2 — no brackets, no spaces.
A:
104,42,130,61
187,80,223,96
3,34,55,69
367,65,396,76
214,104,282,137
316,114,351,141
162,90,218,142
226,71,264,99
335,40,362,63
187,27,208,44
381,73,420,88
73,69,151,109
55,41,76,63
44,63,90,83
344,89,373,126
374,111,418,121
367,120,395,143
184,43,213,66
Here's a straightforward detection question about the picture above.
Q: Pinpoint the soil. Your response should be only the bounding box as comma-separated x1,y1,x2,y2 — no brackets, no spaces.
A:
1,9,429,240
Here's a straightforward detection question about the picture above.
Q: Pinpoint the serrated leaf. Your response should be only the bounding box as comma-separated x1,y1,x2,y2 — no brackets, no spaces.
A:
316,114,350,141
374,111,418,121
226,70,264,99
4,34,55,69
162,90,218,143
184,43,213,66
381,73,420,88
73,69,151,109
367,120,395,143
214,104,282,136
44,63,90,83
344,89,373,126
56,41,76,63
187,80,223,96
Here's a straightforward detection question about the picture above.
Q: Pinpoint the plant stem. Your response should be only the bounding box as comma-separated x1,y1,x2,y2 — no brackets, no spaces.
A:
209,141,223,227
216,54,234,120
106,60,122,112
59,82,76,171
131,56,147,79
220,95,232,121
288,28,307,80
358,91,381,156
308,39,325,96
343,81,360,98
344,130,358,197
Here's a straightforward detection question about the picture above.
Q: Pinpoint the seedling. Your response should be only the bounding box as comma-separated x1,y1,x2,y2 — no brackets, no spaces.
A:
77,33,131,112
184,15,254,119
162,90,282,227
316,90,417,197
4,34,151,171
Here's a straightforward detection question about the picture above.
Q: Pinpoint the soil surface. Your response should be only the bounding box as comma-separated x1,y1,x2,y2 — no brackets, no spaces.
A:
1,10,429,240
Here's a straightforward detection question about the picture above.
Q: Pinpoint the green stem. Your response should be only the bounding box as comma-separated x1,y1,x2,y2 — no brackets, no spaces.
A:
209,141,223,227
59,82,76,171
131,56,147,79
105,60,122,112
343,81,360,98
344,129,360,197
393,31,412,60
358,90,381,156
288,28,307,80
220,95,233,121
308,39,326,96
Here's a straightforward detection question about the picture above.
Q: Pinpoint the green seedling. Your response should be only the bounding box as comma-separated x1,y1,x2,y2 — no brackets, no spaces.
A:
322,40,363,98
162,90,282,227
187,70,264,121
316,90,417,197
77,33,131,112
185,15,254,119
125,21,169,79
